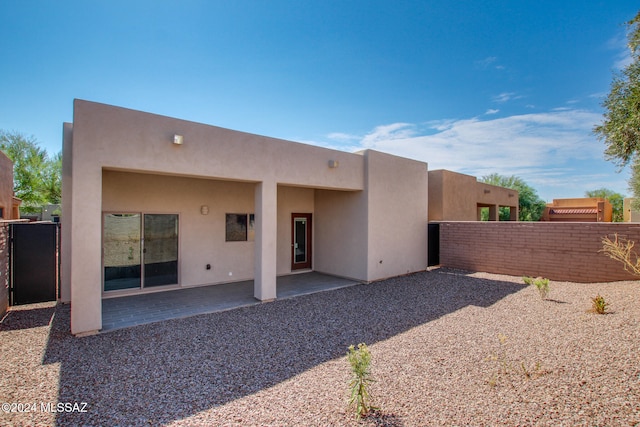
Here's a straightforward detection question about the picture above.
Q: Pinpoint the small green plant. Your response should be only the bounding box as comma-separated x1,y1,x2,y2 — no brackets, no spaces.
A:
485,334,545,387
347,343,377,419
591,294,609,314
523,276,550,299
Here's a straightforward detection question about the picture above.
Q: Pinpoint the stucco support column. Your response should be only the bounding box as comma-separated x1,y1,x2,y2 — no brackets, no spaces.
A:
489,205,499,221
70,166,103,336
254,180,277,301
60,123,73,303
510,206,518,221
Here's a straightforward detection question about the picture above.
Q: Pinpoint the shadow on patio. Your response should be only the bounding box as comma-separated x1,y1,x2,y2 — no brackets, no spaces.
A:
41,269,526,426
101,272,359,331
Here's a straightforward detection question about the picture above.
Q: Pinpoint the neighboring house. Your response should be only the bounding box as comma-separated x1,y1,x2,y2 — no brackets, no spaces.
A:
41,204,61,222
623,198,640,222
541,198,612,222
0,151,21,220
428,169,518,221
62,100,429,335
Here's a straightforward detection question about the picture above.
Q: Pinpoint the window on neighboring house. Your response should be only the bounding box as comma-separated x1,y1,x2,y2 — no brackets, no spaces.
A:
225,213,255,241
0,207,4,219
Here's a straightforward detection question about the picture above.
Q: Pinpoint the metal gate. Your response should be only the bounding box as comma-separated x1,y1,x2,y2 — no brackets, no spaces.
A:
10,223,59,305
428,223,440,267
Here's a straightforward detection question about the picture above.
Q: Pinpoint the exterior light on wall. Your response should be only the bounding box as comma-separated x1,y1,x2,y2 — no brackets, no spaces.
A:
328,160,339,168
200,205,209,215
508,193,515,198
484,189,491,194
173,134,184,145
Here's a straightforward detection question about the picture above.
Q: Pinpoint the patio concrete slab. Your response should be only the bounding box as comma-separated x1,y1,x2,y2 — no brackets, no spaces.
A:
101,272,359,332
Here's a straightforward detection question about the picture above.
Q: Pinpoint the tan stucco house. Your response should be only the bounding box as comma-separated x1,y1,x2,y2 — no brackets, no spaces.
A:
428,169,518,221
62,100,429,335
542,198,612,222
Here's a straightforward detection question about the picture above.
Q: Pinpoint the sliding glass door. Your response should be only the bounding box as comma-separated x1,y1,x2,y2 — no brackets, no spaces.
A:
143,214,178,287
103,214,142,291
103,213,178,292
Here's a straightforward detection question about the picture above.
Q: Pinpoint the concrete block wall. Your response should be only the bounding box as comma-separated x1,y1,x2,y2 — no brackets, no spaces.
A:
0,223,9,318
438,221,640,282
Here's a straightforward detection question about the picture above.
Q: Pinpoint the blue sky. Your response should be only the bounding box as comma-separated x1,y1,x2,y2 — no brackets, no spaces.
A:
1,1,638,201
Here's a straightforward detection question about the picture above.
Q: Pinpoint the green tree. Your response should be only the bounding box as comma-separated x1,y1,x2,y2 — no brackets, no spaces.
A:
480,173,547,221
584,188,624,222
593,11,640,204
0,130,61,212
43,151,62,205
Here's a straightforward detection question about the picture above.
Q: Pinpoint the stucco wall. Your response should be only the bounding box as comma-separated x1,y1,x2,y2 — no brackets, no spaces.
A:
72,100,365,190
314,189,368,280
277,186,314,275
60,123,73,303
364,150,428,280
428,170,517,221
429,170,477,221
438,221,640,282
315,151,429,282
65,99,431,334
0,152,14,219
103,170,260,287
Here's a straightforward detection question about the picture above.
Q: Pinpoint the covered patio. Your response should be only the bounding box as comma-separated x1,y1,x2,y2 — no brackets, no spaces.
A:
101,272,359,332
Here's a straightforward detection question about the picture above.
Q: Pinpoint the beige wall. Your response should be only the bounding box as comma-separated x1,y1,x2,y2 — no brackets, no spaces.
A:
428,169,518,221
103,171,257,286
314,151,429,282
314,189,368,280
64,99,429,334
0,152,14,219
429,170,476,221
623,198,640,222
364,150,428,279
277,186,314,275
60,123,73,303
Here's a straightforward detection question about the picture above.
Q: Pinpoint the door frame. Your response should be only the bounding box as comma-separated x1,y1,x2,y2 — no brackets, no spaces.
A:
291,213,312,270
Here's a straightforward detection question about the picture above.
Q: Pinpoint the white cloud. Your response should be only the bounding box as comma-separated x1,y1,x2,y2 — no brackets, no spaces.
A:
492,92,522,103
485,109,499,115
360,122,415,148
475,56,497,68
326,109,622,199
606,33,633,70
615,52,632,69
326,132,360,142
475,56,505,70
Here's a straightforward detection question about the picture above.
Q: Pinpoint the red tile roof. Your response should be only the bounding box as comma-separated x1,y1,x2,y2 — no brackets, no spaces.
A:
549,208,597,215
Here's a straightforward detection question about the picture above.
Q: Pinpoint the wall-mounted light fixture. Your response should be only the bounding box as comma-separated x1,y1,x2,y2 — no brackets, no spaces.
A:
173,134,184,145
328,160,339,168
508,193,515,198
484,189,491,194
200,205,209,215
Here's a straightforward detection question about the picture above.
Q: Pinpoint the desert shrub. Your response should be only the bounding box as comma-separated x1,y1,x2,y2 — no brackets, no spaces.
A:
485,334,545,387
601,234,640,276
347,343,377,419
591,294,609,314
523,276,550,299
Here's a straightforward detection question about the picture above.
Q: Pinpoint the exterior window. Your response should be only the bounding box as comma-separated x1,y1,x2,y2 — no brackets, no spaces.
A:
226,213,255,241
0,207,4,219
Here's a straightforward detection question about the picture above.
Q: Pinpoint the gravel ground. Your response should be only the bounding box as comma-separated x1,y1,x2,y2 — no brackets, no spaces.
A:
1,268,639,426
